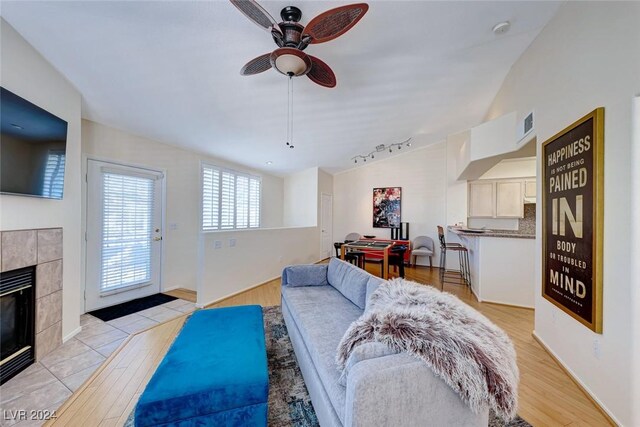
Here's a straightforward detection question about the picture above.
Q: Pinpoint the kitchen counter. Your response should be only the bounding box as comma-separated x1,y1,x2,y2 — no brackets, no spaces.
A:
446,227,535,308
448,226,535,239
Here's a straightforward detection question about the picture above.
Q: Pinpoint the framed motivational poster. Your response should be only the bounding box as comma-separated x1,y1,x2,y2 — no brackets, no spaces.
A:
542,108,604,333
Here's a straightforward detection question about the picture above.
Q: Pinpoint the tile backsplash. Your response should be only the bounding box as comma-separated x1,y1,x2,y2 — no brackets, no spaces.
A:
518,204,536,235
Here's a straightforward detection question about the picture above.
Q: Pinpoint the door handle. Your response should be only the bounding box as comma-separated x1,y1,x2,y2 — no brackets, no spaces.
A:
153,236,163,241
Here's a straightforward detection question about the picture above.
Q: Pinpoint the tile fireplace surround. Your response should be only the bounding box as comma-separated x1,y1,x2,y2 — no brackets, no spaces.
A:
1,228,63,361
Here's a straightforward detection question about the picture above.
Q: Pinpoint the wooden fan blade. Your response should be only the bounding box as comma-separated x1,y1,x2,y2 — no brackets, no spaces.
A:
240,53,272,75
304,3,369,44
230,0,280,32
307,56,336,88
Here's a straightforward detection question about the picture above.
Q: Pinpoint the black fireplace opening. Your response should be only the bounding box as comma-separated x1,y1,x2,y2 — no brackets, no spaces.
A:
0,266,35,385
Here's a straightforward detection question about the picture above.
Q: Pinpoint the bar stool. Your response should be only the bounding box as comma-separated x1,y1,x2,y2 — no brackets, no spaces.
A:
437,226,471,289
388,245,407,278
345,250,366,269
335,242,365,269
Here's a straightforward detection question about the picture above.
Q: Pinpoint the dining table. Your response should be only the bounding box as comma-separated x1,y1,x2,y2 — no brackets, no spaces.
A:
340,240,395,279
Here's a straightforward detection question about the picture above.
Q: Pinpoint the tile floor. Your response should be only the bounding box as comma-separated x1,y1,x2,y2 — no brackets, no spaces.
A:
0,298,196,427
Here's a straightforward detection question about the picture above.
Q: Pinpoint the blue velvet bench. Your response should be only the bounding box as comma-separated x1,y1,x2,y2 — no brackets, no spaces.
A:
135,305,269,426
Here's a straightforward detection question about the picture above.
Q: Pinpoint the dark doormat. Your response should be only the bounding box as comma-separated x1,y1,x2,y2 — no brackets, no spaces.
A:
88,293,177,322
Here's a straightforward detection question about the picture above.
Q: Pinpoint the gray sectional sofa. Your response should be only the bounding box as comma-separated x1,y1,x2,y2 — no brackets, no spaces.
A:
281,258,488,427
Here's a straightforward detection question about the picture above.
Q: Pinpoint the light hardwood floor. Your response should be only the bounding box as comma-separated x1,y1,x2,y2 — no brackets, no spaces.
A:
164,288,197,303
48,264,611,427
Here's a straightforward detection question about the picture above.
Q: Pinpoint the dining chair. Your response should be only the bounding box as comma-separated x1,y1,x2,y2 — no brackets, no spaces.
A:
411,236,435,268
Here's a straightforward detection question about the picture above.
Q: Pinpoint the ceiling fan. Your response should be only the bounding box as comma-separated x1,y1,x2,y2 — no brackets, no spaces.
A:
230,0,369,88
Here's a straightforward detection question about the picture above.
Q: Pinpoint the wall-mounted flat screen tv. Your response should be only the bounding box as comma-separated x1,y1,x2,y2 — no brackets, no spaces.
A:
1,87,68,199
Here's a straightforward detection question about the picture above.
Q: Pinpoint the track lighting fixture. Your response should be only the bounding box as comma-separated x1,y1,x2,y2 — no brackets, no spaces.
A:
350,138,412,164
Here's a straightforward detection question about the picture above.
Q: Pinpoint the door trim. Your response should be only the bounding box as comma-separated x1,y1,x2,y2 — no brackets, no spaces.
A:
320,192,333,259
82,155,167,313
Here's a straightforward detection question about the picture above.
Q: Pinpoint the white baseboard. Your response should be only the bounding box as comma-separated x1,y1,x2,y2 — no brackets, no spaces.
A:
63,326,82,343
470,285,481,302
481,299,534,310
532,331,620,426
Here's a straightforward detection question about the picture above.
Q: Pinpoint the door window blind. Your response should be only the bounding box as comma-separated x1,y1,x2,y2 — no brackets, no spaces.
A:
101,172,154,292
202,165,261,231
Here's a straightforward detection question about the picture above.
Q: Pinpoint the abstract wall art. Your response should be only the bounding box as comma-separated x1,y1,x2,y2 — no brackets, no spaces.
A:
372,187,401,228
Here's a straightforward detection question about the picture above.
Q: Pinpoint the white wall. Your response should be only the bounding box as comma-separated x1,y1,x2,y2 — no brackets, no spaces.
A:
318,168,334,258
469,112,517,161
631,96,640,426
446,131,469,228
0,19,82,340
486,3,640,424
198,167,329,307
480,157,536,180
197,226,320,307
283,167,318,227
333,143,446,266
82,120,285,293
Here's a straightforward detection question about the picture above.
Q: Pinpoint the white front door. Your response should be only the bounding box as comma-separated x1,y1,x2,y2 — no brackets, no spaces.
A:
85,159,164,311
320,193,333,259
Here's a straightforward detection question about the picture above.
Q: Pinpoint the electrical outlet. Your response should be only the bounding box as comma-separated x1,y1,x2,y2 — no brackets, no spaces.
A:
214,240,222,249
593,338,601,359
169,223,178,230
229,238,236,248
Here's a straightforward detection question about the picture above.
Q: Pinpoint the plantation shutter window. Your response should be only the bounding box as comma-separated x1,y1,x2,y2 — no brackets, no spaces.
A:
202,164,261,231
236,175,249,229
100,169,161,293
249,178,260,228
202,167,220,230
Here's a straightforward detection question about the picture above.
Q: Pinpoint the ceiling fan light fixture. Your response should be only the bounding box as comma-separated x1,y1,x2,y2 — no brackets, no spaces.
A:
275,54,307,75
270,48,311,76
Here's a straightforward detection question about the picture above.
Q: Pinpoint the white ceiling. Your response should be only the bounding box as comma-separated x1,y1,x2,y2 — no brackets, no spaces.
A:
1,1,561,175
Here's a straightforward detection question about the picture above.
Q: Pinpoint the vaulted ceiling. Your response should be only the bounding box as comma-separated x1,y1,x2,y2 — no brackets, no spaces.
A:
1,1,561,175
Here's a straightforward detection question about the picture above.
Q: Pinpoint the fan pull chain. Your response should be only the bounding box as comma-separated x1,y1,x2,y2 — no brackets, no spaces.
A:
285,75,294,149
285,76,290,147
290,75,294,149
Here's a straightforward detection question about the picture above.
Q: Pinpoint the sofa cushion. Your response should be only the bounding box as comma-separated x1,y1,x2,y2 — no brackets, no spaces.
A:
282,285,362,423
365,276,383,309
338,341,398,386
282,264,328,287
327,258,373,309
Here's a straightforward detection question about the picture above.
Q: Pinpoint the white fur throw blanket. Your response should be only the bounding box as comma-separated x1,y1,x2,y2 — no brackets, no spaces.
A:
336,279,519,421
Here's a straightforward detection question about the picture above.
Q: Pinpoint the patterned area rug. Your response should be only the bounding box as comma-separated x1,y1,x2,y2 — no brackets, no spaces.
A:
126,306,530,426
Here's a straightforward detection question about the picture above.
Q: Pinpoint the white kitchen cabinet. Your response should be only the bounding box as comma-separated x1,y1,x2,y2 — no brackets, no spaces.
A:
468,179,527,218
524,180,537,199
496,181,524,217
468,182,495,217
